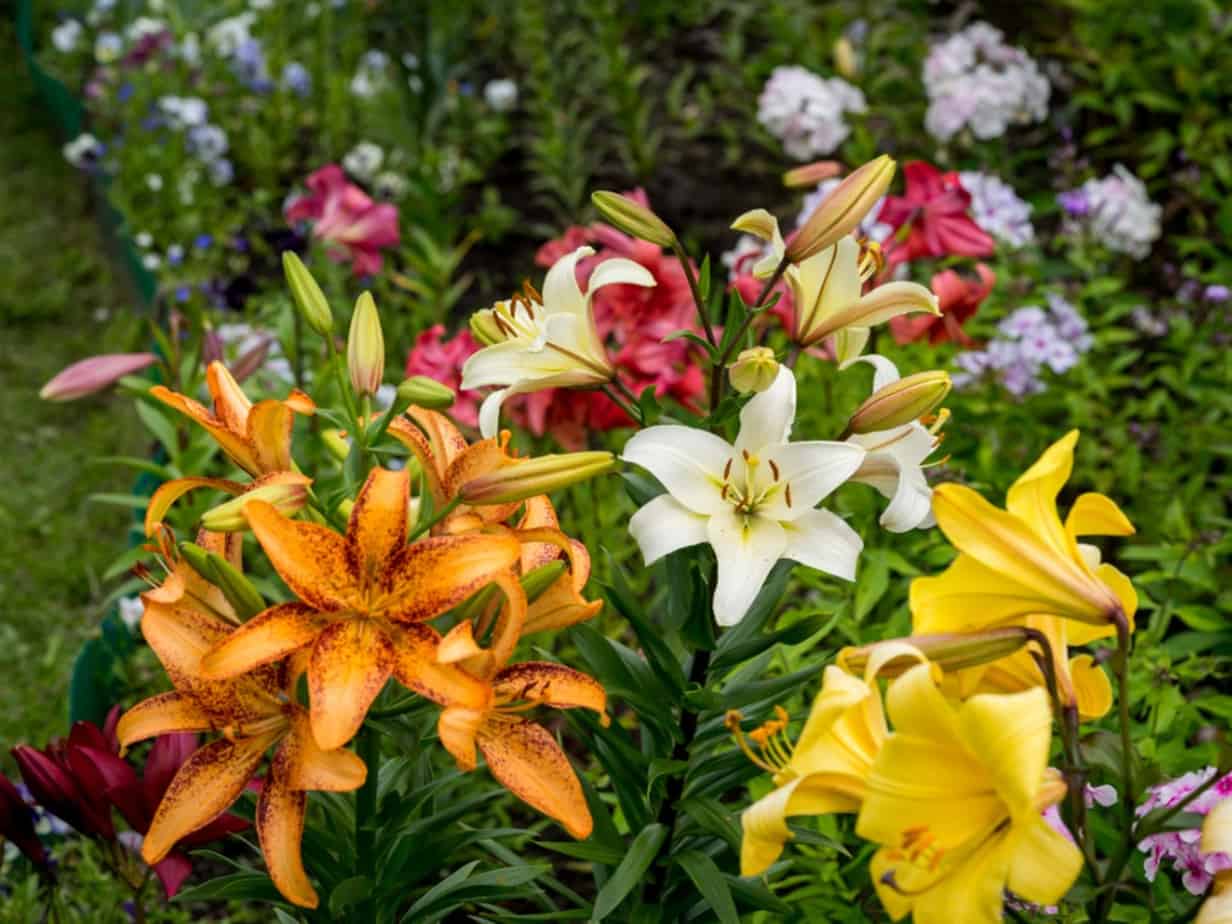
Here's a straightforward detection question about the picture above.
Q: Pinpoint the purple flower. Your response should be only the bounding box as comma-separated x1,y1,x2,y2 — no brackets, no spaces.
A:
193,233,213,250
1204,284,1230,303
1058,188,1090,217
1136,768,1232,896
282,62,311,97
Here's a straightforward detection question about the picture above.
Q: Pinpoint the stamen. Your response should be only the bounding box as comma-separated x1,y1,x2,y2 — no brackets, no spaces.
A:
768,459,780,481
785,483,793,508
721,483,730,501
522,279,543,303
723,458,733,480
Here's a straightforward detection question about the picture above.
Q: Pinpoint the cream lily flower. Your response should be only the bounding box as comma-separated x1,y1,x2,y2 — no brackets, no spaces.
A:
623,367,865,626
857,664,1083,923
843,355,946,534
730,212,938,361
1198,800,1232,924
460,246,655,437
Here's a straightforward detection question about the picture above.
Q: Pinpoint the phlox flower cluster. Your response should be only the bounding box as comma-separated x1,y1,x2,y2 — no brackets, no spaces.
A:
157,97,233,186
923,22,1050,142
953,294,1092,396
958,170,1035,247
757,66,866,160
1136,768,1232,894
1059,164,1162,259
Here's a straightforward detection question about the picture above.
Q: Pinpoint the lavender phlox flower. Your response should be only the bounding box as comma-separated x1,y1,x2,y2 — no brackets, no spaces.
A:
282,62,311,96
1135,768,1232,895
1062,164,1161,259
757,65,866,160
958,171,1034,247
955,295,1092,397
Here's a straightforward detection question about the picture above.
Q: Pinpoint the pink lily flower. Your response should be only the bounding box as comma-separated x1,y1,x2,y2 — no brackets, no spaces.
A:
285,165,400,276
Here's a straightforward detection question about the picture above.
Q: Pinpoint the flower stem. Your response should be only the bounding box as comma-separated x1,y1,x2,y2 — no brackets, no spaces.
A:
356,726,380,907
601,382,643,426
408,495,461,540
708,256,791,417
672,241,715,347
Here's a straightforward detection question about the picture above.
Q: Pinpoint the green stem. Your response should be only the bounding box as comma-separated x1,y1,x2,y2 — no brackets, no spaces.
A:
708,256,791,419
672,241,715,347
601,382,643,426
356,727,381,899
409,495,462,540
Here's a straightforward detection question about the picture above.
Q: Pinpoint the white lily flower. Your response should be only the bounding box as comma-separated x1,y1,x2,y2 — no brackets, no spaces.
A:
461,246,655,437
843,355,944,533
623,368,866,627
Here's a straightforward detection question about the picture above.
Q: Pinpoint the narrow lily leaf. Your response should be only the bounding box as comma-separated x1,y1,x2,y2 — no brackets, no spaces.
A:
678,797,741,852
590,824,666,922
675,850,740,924
173,872,283,903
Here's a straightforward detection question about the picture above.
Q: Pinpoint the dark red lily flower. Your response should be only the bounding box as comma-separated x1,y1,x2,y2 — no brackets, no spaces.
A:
0,774,49,871
879,162,994,270
890,263,996,347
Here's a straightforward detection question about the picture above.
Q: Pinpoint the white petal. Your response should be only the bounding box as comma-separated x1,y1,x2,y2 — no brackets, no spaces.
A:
877,462,932,533
621,425,732,516
782,508,862,580
707,509,787,627
586,257,655,294
840,353,901,391
735,367,797,454
478,388,509,438
628,495,709,566
832,326,870,364
542,246,594,318
755,441,866,521
542,313,611,375
848,428,937,533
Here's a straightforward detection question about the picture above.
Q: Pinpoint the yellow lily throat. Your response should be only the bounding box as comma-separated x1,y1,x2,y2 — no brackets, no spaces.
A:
718,451,793,514
726,706,797,781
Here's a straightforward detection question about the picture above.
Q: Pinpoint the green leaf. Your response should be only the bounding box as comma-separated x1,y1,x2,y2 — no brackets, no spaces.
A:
173,872,283,904
675,850,739,924
134,398,181,460
328,876,374,915
590,824,666,921
538,840,625,864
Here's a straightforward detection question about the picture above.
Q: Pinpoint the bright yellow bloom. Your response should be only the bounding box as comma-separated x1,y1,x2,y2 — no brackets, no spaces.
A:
911,430,1137,718
197,466,521,750
117,531,365,909
856,664,1083,923
1199,800,1232,924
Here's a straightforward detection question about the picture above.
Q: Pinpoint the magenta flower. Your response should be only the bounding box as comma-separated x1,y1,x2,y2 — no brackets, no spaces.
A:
285,165,400,276
403,324,483,427
39,353,158,401
878,161,995,270
0,774,49,871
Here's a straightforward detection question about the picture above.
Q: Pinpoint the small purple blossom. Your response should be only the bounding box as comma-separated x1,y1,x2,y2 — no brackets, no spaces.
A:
1057,188,1090,217
1204,284,1230,303
282,62,311,97
1136,768,1232,896
193,234,213,250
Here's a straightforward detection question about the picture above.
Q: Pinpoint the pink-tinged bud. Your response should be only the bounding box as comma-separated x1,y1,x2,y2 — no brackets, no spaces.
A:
230,337,272,384
201,475,311,532
846,370,951,435
347,291,385,398
39,353,158,401
591,191,676,248
460,451,615,505
783,160,843,189
837,628,1033,677
728,347,780,394
787,154,895,264
202,330,224,365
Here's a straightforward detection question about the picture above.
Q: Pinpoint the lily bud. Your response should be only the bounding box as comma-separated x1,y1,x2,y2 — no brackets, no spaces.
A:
179,542,266,621
591,191,676,248
282,251,333,337
838,628,1033,678
201,477,310,532
521,560,568,602
833,36,858,78
783,160,842,189
728,347,780,395
469,309,506,346
398,376,455,411
787,154,895,264
321,428,351,462
846,370,951,435
40,353,158,401
347,291,385,398
459,451,616,505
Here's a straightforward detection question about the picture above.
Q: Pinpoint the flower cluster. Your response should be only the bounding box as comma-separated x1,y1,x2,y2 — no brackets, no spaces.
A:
954,294,1093,396
923,21,1050,142
1137,769,1232,895
958,170,1035,247
1059,164,1163,259
757,66,867,160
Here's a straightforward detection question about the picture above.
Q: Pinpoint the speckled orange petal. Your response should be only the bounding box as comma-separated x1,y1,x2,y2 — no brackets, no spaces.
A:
347,468,410,578
308,620,394,750
493,662,606,715
391,623,491,707
381,532,521,623
284,390,316,416
477,714,592,839
245,500,359,612
116,692,215,748
206,362,252,431
438,706,486,771
143,731,277,864
145,476,245,537
257,744,316,908
443,437,522,523
281,712,367,792
485,571,529,672
517,497,563,572
523,571,603,635
150,384,259,475
407,406,468,471
246,400,296,473
141,599,232,680
437,620,485,664
199,603,328,680
388,416,450,512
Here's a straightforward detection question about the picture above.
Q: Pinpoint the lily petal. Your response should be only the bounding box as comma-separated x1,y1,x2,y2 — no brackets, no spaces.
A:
493,662,606,714
735,367,797,454
245,500,359,612
382,532,522,623
390,623,490,708
258,746,316,908
628,494,710,566
145,476,245,537
542,246,593,318
621,425,731,516
1006,814,1084,907
741,774,866,876
1006,430,1078,560
150,386,260,476
281,712,366,792
347,467,410,576
586,256,656,294
707,509,787,627
756,441,865,521
957,687,1051,814
1066,492,1135,539
199,603,327,680
246,400,297,474
781,508,863,582
117,693,215,748
308,620,394,750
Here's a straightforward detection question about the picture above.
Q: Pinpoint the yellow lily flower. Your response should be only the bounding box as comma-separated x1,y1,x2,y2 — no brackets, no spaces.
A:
856,664,1083,923
117,531,365,909
1198,800,1232,924
911,430,1137,718
733,641,930,876
197,466,523,750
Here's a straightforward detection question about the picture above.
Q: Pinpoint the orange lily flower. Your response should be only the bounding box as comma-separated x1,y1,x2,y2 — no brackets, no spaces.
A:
116,532,365,909
197,466,523,750
151,361,315,477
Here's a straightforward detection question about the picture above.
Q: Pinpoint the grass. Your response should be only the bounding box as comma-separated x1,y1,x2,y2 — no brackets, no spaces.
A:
0,23,148,754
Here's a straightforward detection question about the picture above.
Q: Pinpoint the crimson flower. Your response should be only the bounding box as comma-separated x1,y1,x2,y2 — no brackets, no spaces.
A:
285,165,400,276
890,263,996,346
404,325,483,428
878,162,994,270
0,774,49,871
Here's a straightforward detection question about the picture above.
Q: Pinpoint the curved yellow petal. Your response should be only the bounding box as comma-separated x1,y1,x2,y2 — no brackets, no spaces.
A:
477,714,592,839
1197,887,1232,924
791,665,884,779
439,706,486,771
307,619,394,750
1066,492,1135,539
1006,430,1078,559
145,476,244,537
390,623,490,708
199,603,327,680
258,746,316,908
523,568,603,635
347,467,410,578
116,692,215,748
382,532,521,623
740,774,865,876
245,500,359,612
143,732,276,864
1006,814,1083,907
1069,654,1112,720
246,399,297,474
911,828,1014,924
956,687,1051,815
206,361,252,431
1096,562,1138,627
281,712,367,793
493,662,606,714
912,554,1054,633
151,384,260,475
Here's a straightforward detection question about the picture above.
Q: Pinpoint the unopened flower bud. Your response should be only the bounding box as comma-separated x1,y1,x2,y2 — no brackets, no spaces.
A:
178,542,266,620
460,451,616,505
347,291,385,398
469,309,506,346
591,191,676,248
846,370,951,435
40,353,158,401
833,36,858,78
728,347,780,395
321,428,351,462
788,154,895,264
783,160,842,189
282,251,333,337
837,628,1032,677
397,376,454,411
201,477,310,532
